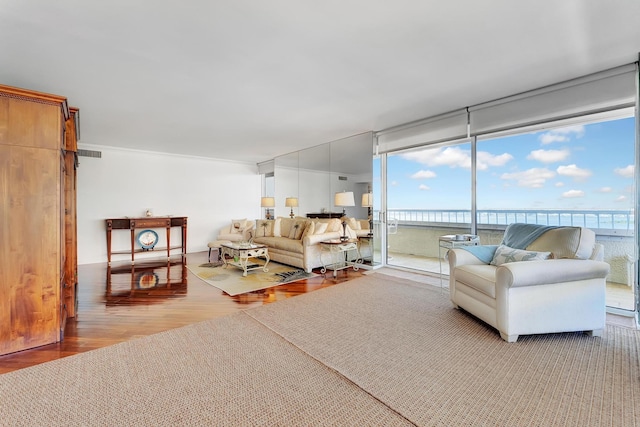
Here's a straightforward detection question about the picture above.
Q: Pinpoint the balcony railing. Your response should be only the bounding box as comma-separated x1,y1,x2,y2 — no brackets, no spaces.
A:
384,209,635,234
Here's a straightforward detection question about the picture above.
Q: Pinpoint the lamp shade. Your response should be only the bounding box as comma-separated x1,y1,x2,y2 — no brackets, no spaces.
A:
334,191,355,207
285,197,299,208
361,192,373,207
260,197,275,207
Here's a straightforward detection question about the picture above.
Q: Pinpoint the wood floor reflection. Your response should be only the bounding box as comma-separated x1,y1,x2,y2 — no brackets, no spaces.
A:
0,251,365,374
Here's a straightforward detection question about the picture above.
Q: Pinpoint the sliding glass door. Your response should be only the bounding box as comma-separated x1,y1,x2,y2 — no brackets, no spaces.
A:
385,142,472,273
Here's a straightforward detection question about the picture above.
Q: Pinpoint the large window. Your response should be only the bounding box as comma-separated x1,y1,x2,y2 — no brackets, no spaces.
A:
477,115,636,311
477,117,635,223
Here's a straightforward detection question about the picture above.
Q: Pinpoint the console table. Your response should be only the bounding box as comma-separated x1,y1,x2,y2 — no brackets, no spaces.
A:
106,216,188,265
306,212,343,219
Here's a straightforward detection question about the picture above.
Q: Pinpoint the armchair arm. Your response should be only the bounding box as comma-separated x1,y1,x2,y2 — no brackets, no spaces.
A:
496,259,610,288
448,247,492,269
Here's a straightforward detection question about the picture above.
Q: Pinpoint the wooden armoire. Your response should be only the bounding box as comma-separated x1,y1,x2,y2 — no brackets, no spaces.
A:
0,84,79,356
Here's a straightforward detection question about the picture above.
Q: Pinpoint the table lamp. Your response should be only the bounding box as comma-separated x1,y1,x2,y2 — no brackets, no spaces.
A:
285,197,298,218
260,197,275,219
334,191,355,241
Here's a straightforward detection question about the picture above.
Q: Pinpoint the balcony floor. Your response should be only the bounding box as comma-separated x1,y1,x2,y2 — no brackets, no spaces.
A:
386,252,637,312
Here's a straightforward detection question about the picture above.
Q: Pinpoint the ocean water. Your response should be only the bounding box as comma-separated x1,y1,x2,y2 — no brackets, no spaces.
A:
386,210,635,230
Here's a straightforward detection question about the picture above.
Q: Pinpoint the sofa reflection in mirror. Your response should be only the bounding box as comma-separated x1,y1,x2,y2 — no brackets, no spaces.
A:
448,223,610,342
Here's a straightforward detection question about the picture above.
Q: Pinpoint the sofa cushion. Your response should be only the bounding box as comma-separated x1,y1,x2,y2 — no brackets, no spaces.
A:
315,218,341,232
347,217,361,230
280,217,294,238
230,218,248,234
490,245,551,266
313,221,328,234
263,236,303,254
454,265,498,298
526,227,595,259
288,220,307,239
256,220,273,237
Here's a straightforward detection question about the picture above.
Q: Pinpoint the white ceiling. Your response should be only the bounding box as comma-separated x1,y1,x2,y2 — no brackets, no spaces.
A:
2,1,640,165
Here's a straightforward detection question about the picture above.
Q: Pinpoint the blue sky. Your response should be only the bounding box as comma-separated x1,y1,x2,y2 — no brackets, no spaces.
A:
384,116,635,211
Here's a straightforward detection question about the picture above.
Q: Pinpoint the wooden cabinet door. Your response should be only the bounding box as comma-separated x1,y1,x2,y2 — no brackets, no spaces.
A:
0,145,61,355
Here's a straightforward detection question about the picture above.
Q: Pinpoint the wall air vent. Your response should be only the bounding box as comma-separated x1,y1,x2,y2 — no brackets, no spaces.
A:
77,149,102,158
338,176,347,181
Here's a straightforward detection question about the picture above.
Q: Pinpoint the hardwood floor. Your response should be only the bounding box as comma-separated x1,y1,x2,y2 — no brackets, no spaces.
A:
0,251,365,374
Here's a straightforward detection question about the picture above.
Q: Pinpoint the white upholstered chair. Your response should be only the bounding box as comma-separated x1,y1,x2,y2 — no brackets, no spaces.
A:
448,223,610,342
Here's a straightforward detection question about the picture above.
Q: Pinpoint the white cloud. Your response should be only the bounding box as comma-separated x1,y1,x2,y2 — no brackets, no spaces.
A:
527,149,570,163
476,151,513,171
418,184,430,191
597,187,612,193
615,195,627,202
401,147,469,168
614,164,634,178
555,182,564,187
410,170,436,179
562,189,585,198
500,168,555,188
391,181,398,186
556,164,592,181
401,147,512,171
539,125,585,145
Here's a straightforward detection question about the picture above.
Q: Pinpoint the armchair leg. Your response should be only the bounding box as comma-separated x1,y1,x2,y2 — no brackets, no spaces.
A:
586,329,603,338
500,332,519,343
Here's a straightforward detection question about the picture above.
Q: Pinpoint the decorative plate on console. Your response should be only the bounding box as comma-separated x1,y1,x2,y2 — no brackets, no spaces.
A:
137,229,158,250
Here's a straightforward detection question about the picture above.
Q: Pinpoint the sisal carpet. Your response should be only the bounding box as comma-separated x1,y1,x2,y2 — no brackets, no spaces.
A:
186,260,318,296
1,273,639,426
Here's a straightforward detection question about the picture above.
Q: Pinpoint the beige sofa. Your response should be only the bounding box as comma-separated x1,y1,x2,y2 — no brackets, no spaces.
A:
448,223,610,342
252,217,368,272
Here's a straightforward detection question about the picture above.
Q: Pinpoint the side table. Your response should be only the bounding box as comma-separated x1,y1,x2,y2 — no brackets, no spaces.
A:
320,239,362,277
358,234,373,264
439,234,480,288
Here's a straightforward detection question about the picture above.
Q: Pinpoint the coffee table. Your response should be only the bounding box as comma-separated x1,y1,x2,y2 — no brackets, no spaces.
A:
220,242,270,276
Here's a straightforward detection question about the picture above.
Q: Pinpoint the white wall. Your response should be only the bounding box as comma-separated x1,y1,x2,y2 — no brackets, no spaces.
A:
77,145,261,265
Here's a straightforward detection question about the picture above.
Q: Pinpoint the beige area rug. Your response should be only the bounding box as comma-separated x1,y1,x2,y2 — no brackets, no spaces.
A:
1,273,639,426
186,260,319,296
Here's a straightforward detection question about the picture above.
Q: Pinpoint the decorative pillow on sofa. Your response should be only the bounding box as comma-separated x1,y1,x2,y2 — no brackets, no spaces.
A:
326,218,342,232
273,217,282,237
313,221,328,235
230,218,247,234
257,220,273,237
280,218,294,238
288,220,307,240
347,217,361,230
490,245,552,266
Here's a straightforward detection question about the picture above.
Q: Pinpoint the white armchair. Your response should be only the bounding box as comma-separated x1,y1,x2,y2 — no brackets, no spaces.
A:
448,224,610,342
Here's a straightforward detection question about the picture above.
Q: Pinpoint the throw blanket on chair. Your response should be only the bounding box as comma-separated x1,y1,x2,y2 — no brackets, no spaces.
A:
500,223,559,249
459,223,559,263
